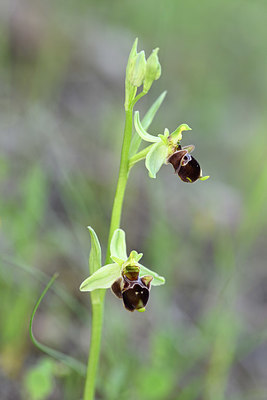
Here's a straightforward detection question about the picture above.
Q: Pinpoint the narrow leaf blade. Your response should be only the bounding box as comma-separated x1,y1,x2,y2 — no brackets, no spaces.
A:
30,274,86,376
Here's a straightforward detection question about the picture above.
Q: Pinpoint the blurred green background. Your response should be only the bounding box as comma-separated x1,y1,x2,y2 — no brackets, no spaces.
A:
1,0,267,399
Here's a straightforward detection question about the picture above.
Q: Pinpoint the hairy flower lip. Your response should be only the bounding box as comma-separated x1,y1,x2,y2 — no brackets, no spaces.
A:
168,150,188,172
122,284,149,312
168,147,201,183
178,156,201,183
111,273,153,312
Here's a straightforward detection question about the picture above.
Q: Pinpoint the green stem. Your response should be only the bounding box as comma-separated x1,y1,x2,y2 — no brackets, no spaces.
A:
105,108,133,263
83,301,104,400
83,107,133,400
131,91,146,107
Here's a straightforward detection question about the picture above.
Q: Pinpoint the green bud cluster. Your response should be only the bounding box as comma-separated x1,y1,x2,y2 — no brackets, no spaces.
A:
125,39,161,110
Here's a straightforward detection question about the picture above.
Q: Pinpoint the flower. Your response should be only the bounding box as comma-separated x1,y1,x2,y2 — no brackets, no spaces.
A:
111,272,153,312
168,144,201,183
80,228,165,312
134,111,209,182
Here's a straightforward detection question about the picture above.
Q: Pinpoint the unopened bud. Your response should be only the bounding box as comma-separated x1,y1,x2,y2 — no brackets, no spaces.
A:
129,51,146,87
143,48,161,94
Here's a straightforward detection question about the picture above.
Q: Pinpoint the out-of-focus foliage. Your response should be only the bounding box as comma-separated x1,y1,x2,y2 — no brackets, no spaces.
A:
0,0,267,399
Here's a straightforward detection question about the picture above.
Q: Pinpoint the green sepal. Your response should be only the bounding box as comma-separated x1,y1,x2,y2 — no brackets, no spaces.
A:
125,38,138,110
134,111,160,143
158,133,168,145
138,264,165,286
79,263,121,292
130,51,146,87
145,141,168,178
199,175,210,181
170,124,192,144
110,229,127,260
143,48,161,94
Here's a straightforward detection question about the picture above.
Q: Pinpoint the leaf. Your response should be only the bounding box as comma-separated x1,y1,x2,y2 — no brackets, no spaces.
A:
145,142,168,178
88,226,102,275
138,264,165,286
134,111,160,143
30,274,86,376
110,229,127,260
141,91,167,130
130,91,167,156
79,263,121,292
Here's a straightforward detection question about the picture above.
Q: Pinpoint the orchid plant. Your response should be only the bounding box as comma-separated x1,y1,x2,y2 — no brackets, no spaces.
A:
30,38,209,400
79,38,208,400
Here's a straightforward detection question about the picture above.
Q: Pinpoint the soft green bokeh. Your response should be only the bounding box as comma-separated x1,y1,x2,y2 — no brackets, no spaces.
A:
0,0,267,399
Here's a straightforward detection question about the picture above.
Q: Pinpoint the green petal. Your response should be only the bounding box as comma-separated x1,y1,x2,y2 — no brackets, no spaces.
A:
80,263,121,292
170,123,192,143
129,250,143,263
182,144,195,153
110,255,125,266
145,142,168,178
87,226,101,275
158,133,168,145
110,229,127,260
134,111,160,143
138,264,165,286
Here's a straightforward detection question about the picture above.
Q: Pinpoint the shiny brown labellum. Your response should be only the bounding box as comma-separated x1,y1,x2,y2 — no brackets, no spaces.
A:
178,156,201,182
168,150,187,172
111,274,153,312
168,149,201,183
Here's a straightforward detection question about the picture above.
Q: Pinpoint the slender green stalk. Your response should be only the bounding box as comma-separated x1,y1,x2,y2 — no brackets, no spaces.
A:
105,107,133,264
132,91,146,107
83,301,104,400
83,107,133,400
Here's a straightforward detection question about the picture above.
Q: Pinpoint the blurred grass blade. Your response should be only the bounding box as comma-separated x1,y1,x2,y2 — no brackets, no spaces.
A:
2,255,88,319
29,273,86,377
129,91,167,157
